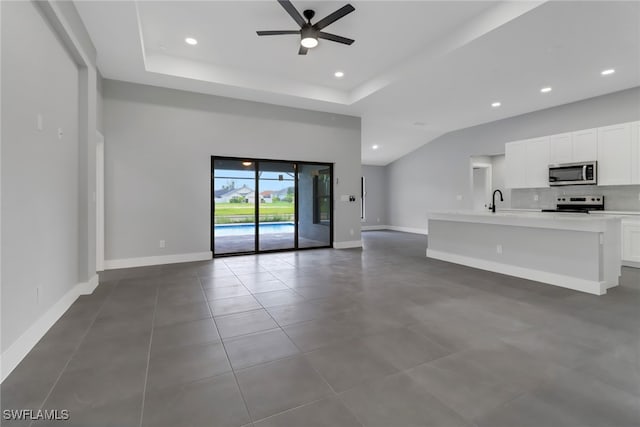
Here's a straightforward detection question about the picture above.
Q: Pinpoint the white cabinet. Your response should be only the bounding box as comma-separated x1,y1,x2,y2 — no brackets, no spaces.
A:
506,121,638,189
632,121,640,184
598,123,633,186
526,137,550,188
622,219,640,267
505,141,527,188
549,129,597,164
505,137,549,188
572,128,598,162
549,133,573,164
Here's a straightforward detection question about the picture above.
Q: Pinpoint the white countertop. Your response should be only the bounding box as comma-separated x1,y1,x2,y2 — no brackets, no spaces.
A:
427,210,621,232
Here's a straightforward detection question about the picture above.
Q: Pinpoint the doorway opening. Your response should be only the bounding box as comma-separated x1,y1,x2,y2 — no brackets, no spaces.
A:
471,157,493,211
211,156,333,256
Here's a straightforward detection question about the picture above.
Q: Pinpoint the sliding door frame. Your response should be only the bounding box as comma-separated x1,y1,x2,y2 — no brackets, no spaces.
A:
211,156,334,257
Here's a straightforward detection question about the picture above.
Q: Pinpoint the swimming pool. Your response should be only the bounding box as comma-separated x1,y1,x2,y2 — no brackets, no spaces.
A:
214,222,294,236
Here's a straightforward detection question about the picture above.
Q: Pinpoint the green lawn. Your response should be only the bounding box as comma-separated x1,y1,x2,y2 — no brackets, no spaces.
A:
214,201,294,216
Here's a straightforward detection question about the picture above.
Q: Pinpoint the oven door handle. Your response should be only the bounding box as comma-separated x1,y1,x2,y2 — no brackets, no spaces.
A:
582,165,587,181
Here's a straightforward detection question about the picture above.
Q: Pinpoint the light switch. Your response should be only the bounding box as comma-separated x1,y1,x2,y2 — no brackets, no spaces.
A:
340,195,349,202
57,128,63,139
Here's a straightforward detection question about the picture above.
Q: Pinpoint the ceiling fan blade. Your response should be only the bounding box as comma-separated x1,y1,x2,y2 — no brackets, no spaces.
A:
256,30,300,36
298,45,308,55
277,0,306,27
318,32,354,45
313,4,355,30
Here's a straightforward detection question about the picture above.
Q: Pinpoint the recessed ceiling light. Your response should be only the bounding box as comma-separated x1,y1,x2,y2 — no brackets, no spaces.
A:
540,87,552,93
242,161,252,166
185,37,198,46
491,102,501,108
372,145,379,150
601,68,615,76
334,71,344,78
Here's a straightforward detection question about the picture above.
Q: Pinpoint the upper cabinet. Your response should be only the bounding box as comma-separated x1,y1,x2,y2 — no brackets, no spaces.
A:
549,133,573,164
598,123,633,186
572,128,598,162
632,121,640,184
505,137,549,189
549,129,597,164
505,121,639,188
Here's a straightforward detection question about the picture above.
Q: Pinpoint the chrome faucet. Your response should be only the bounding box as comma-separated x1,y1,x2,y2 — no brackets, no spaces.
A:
490,189,503,213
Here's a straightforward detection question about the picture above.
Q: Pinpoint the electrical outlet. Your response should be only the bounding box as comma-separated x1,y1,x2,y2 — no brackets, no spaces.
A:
456,195,463,201
534,194,539,201
377,217,380,223
159,240,166,248
496,244,503,255
349,228,354,236
57,127,63,140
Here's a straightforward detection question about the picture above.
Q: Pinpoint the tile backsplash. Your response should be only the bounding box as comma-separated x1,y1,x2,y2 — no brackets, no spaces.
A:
511,185,640,211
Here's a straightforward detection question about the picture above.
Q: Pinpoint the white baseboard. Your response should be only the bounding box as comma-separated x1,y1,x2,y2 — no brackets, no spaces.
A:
426,249,607,296
334,240,363,249
622,260,640,269
361,225,428,235
362,225,389,231
387,225,428,235
1,274,99,383
104,251,212,270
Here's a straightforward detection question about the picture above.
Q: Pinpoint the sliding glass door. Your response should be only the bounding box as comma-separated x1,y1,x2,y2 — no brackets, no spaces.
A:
212,159,256,255
212,156,332,256
258,162,296,251
297,164,331,248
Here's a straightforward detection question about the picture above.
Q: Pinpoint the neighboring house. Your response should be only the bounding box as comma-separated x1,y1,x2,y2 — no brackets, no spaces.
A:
260,190,274,203
215,185,255,203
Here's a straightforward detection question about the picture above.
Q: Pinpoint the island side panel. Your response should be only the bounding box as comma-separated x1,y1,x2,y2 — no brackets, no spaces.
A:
427,219,606,295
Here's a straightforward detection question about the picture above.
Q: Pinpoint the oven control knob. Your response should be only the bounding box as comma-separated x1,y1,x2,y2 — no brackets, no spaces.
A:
591,198,595,201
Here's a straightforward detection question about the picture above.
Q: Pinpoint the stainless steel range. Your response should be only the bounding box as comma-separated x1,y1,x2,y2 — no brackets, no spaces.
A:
541,195,604,214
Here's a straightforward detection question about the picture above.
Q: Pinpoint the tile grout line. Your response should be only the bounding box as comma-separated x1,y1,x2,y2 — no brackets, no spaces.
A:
137,284,160,427
197,272,255,425
221,257,346,424
26,279,118,427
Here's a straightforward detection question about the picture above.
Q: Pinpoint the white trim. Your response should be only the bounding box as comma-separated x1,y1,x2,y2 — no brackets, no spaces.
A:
104,251,212,270
622,260,640,269
362,225,388,231
426,249,607,295
387,225,428,235
333,240,363,249
1,275,99,383
96,133,105,272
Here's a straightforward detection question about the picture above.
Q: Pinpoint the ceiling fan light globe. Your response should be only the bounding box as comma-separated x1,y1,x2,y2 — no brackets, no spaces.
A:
301,37,318,48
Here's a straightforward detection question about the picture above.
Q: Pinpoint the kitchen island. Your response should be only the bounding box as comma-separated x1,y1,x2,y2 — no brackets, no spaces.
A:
426,211,622,295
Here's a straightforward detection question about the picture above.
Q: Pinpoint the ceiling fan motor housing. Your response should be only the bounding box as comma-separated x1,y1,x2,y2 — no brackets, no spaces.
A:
303,9,315,22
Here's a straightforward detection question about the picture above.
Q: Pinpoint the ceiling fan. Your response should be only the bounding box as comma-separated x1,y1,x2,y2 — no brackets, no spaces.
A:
257,0,355,55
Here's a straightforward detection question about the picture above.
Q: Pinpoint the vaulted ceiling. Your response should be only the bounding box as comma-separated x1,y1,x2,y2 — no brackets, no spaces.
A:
75,1,640,165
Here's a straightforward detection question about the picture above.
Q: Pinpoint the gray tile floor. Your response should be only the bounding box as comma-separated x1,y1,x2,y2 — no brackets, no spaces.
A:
2,231,639,427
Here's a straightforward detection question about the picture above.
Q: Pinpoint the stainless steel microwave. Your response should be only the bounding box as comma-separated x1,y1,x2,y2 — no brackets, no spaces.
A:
549,161,597,186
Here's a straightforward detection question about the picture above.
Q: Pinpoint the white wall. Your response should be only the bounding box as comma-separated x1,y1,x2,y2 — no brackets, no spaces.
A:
1,0,79,352
388,87,640,230
361,165,388,227
103,80,362,262
1,0,98,380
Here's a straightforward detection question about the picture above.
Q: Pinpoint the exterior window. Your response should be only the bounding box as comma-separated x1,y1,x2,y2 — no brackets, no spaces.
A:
313,169,331,224
361,176,366,220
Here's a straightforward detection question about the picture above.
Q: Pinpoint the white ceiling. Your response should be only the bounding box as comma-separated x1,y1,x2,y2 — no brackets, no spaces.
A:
75,1,640,165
